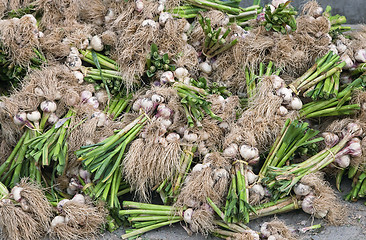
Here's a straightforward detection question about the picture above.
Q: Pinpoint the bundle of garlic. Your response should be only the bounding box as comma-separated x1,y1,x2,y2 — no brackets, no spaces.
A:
50,194,106,240
264,122,363,196
294,172,345,224
174,152,231,234
0,179,52,240
0,100,59,187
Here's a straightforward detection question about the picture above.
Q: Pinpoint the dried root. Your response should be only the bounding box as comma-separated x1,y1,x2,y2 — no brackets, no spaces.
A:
176,152,230,208
18,178,53,232
0,199,43,240
157,18,187,58
114,21,158,88
50,201,107,240
262,218,296,240
40,24,92,60
325,118,366,136
231,231,258,240
225,77,288,151
0,15,40,67
35,0,79,30
78,0,107,26
123,137,182,202
301,172,346,225
190,207,215,236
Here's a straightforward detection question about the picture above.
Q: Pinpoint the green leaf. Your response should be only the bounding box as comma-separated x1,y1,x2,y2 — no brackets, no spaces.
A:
91,50,111,99
151,43,158,54
146,70,155,78
162,53,169,63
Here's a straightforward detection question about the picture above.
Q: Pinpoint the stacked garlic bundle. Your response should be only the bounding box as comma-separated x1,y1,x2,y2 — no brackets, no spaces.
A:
293,172,344,223
51,194,106,240
177,153,230,235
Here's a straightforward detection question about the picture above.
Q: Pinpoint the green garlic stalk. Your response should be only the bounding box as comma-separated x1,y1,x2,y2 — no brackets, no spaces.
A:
120,201,184,239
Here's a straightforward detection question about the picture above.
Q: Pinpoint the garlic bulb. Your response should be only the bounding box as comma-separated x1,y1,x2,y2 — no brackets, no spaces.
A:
56,199,70,212
159,12,172,27
343,123,363,137
90,35,104,52
87,97,100,109
80,39,89,50
27,111,41,122
11,186,23,202
336,42,347,54
41,100,57,113
198,142,209,155
96,112,107,127
95,90,108,104
239,144,259,161
166,133,180,142
105,9,114,23
13,112,27,125
157,4,164,12
71,194,85,204
159,118,172,129
277,106,288,116
340,55,354,70
338,137,362,157
79,169,91,183
51,216,65,228
151,94,165,103
34,87,44,97
334,154,351,168
288,97,303,110
250,184,265,199
73,71,84,84
135,0,144,12
184,208,193,224
302,194,316,215
132,99,142,111
322,132,339,148
247,170,258,185
328,44,338,55
48,113,59,125
277,87,293,104
174,67,189,80
213,168,229,181
271,75,284,90
184,130,198,142
140,98,154,112
160,71,174,84
142,19,159,29
223,143,239,158
192,163,204,172
268,236,276,240
355,49,366,63
293,183,312,196
260,222,270,238
199,62,212,74
313,7,324,17
66,53,82,71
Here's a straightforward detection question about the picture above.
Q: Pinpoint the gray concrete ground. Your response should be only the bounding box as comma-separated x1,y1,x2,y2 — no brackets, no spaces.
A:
100,179,366,240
